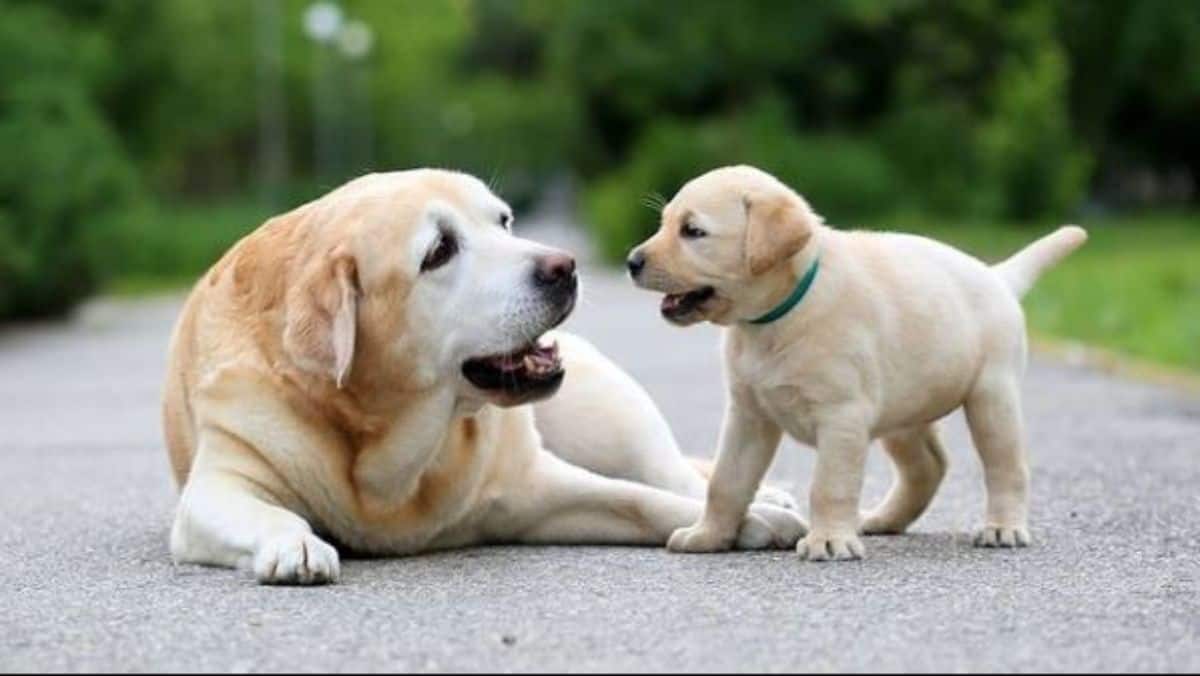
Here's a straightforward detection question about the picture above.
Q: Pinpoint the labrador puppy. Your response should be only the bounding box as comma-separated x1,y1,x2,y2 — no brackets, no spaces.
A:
627,165,1087,561
163,169,804,584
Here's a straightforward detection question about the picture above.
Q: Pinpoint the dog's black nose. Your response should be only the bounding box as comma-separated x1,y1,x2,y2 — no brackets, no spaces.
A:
626,250,646,278
534,252,576,288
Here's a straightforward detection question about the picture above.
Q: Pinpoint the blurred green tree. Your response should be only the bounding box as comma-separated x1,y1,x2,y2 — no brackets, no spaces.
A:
1058,0,1200,202
0,4,140,319
2,0,1197,318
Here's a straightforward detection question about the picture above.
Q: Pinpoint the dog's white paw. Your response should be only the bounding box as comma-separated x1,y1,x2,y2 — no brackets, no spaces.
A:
739,505,807,550
752,484,799,512
253,533,341,585
667,523,736,553
974,525,1030,548
797,531,865,562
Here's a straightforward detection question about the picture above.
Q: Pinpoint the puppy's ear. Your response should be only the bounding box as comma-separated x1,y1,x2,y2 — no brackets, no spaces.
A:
283,248,360,388
743,192,815,275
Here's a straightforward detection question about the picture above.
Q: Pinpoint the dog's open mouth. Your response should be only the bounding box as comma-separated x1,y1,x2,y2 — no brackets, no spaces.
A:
462,338,564,399
661,286,716,322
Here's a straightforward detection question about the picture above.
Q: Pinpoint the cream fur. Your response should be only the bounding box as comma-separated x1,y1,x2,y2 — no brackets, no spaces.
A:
628,165,1087,561
163,169,805,585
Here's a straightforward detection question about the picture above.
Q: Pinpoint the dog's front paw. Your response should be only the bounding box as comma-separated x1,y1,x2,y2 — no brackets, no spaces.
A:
739,505,807,550
797,531,865,562
667,523,735,553
254,533,341,585
974,525,1030,548
753,484,799,512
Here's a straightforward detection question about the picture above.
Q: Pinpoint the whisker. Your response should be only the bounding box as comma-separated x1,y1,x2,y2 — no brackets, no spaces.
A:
640,191,666,213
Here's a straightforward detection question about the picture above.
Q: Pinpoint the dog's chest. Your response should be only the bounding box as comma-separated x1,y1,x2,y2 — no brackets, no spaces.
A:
729,345,823,446
753,384,820,445
315,407,504,553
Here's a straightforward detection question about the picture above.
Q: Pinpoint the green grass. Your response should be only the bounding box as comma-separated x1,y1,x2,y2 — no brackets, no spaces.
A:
890,213,1200,372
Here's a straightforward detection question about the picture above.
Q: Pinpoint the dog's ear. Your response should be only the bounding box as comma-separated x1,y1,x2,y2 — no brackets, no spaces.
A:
743,192,815,275
283,248,360,388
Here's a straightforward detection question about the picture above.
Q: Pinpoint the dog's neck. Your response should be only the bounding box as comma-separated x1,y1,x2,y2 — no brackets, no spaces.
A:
737,226,827,327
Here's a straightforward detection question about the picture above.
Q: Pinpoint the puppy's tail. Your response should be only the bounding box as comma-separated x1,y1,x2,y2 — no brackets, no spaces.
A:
994,225,1088,299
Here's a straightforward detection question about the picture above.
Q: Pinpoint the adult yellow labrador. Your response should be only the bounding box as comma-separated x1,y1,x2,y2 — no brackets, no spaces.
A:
163,170,804,585
627,165,1086,561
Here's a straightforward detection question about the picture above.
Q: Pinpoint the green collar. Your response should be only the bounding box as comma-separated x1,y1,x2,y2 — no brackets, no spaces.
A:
746,256,821,325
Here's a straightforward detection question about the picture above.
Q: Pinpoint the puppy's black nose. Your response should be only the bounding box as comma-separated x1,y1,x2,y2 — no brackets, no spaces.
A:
534,252,576,288
626,250,646,278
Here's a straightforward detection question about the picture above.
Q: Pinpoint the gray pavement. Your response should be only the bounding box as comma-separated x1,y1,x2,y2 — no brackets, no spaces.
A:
1,218,1198,672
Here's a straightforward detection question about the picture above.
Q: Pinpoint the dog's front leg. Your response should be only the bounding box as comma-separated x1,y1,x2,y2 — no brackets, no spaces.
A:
485,450,803,550
666,395,800,553
170,431,340,585
798,410,870,561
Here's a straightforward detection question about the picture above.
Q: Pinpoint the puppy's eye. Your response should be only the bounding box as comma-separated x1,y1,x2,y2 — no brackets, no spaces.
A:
499,213,512,229
680,221,707,239
421,231,458,272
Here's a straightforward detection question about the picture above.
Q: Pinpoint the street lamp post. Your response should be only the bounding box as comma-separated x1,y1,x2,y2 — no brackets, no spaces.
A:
304,3,374,183
255,0,287,209
338,20,374,174
304,2,344,183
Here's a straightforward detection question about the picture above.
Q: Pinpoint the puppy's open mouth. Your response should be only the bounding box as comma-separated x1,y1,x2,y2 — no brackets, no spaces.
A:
462,338,564,400
661,286,716,323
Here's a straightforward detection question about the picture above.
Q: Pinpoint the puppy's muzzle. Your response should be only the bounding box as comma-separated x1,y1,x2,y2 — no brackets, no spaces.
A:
626,250,646,279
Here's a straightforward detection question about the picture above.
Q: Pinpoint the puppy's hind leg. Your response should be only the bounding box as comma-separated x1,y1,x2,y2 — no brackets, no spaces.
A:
860,424,948,535
964,374,1031,548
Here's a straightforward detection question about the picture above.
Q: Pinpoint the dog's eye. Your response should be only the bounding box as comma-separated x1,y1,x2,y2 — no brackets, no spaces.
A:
680,221,707,239
421,231,458,272
499,213,512,230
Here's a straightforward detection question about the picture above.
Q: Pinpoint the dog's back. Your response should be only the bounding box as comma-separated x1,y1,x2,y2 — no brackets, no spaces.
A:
162,284,204,487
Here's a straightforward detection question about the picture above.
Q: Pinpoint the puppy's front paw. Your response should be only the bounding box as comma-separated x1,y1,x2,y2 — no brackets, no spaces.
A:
667,523,735,554
739,505,807,550
974,525,1030,548
797,531,865,562
254,533,341,585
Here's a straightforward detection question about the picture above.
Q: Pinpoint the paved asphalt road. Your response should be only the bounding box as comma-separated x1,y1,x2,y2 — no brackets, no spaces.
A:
1,218,1197,672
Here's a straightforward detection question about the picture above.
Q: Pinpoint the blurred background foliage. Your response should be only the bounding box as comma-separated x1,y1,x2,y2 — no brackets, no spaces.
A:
1,0,1197,367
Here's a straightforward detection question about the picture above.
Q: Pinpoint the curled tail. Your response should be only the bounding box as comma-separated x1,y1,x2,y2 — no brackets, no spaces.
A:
994,225,1088,298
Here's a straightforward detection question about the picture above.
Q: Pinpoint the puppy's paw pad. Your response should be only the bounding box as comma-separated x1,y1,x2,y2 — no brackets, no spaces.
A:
797,532,865,562
753,485,799,512
667,524,734,554
254,533,341,585
974,525,1030,548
